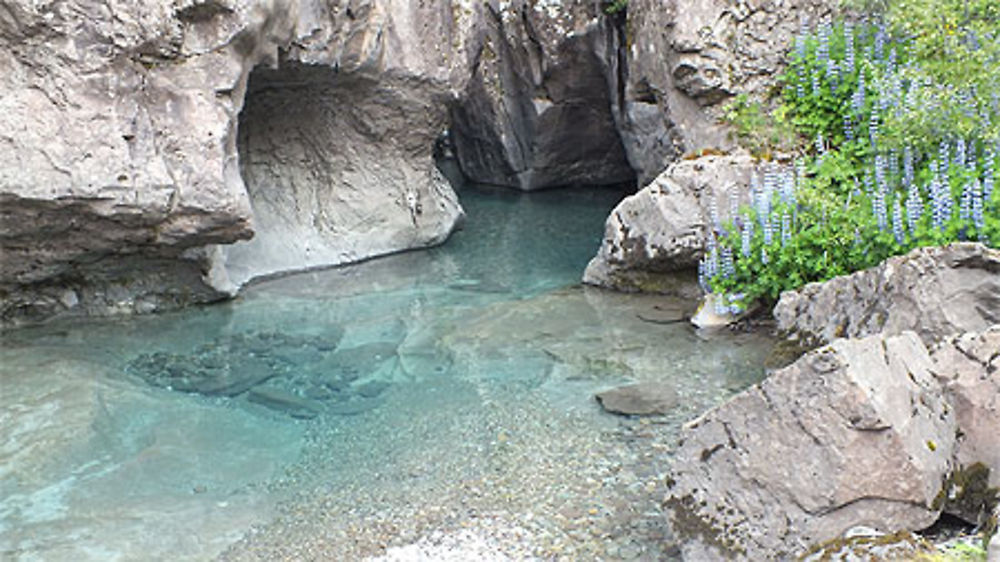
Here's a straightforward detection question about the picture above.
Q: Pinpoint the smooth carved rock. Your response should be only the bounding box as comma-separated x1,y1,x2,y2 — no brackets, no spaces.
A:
583,152,756,294
774,243,1000,347
595,382,678,416
0,0,473,326
666,332,956,560
449,1,634,190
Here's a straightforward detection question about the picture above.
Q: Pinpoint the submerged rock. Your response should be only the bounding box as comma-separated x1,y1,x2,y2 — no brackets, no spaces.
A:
666,332,956,560
247,387,322,420
774,243,1000,347
595,382,678,416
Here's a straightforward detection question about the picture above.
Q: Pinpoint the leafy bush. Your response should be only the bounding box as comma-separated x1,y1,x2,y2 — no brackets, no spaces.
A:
699,3,1000,311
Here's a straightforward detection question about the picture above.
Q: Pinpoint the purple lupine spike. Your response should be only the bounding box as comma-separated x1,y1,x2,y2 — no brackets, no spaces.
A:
741,216,753,258
955,138,967,173
960,178,973,223
697,258,708,293
972,179,984,238
722,246,735,278
892,195,904,244
984,145,995,201
906,178,923,232
780,211,792,246
844,114,854,142
874,23,886,61
903,145,915,188
709,194,720,234
853,73,866,114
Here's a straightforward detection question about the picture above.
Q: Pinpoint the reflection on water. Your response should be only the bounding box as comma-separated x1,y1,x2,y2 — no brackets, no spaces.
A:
1,186,776,561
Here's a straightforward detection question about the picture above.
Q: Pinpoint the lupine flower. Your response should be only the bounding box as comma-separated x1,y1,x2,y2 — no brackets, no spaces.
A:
903,145,915,188
955,138,967,173
960,177,974,224
869,112,879,149
892,195,904,244
874,24,886,61
843,114,854,142
872,186,888,231
741,216,754,258
853,73,866,114
722,246,735,278
781,211,792,246
972,179,985,237
984,145,995,201
906,177,924,232
728,293,746,315
709,194,720,234
697,258,710,293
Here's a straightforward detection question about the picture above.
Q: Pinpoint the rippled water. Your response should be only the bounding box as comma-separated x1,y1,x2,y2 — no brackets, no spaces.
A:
1,186,777,561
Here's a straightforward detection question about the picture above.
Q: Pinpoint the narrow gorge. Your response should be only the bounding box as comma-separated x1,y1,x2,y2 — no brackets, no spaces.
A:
2,0,998,561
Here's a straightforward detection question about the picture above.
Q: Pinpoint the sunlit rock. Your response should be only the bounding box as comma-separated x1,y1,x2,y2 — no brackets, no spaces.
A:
583,152,756,294
666,332,956,560
774,243,1000,347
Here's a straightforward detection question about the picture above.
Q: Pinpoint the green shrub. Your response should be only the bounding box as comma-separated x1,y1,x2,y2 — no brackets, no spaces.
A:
699,3,1000,311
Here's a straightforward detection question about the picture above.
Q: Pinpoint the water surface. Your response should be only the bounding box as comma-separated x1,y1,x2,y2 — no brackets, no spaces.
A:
1,186,776,560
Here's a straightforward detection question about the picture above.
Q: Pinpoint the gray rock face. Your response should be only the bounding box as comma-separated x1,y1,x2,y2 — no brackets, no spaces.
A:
619,0,838,183
449,1,635,190
666,332,956,560
774,243,1000,347
0,0,472,326
583,152,756,293
934,327,1000,481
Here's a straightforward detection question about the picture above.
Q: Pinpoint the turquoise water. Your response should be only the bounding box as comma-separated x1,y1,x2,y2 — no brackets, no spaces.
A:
1,186,776,561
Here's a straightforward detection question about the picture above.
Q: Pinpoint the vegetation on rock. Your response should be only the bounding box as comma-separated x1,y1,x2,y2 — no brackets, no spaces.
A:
704,0,1000,310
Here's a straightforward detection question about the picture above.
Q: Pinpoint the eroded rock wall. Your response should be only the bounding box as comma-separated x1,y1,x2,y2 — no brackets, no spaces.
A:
620,0,839,184
221,0,476,285
449,1,635,191
0,0,477,326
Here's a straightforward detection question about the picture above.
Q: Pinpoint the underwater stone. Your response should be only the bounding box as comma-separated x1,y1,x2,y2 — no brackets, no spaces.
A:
595,382,678,416
247,387,322,419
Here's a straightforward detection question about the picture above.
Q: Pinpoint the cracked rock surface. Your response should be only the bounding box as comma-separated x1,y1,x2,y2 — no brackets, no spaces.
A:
774,243,1000,347
667,324,1000,560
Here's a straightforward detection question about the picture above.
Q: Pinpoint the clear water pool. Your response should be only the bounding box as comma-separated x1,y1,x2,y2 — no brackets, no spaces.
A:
1,186,776,561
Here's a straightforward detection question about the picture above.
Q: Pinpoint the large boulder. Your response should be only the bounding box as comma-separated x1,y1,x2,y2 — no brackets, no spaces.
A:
774,243,1000,347
449,1,635,190
0,0,475,326
930,326,1000,526
665,332,956,560
583,152,756,293
619,0,839,184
